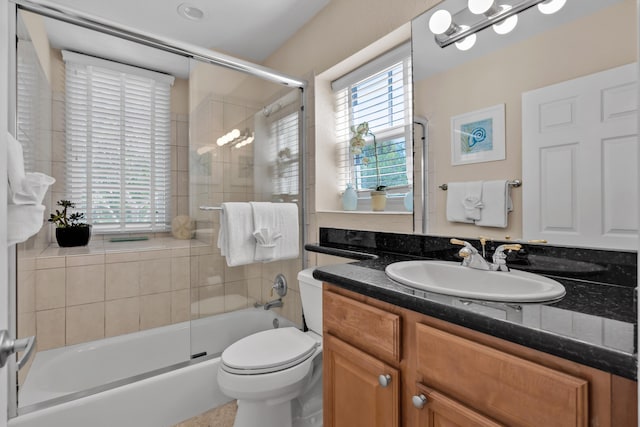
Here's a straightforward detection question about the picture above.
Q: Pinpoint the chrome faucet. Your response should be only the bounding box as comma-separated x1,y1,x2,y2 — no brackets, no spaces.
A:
450,238,521,272
263,298,283,310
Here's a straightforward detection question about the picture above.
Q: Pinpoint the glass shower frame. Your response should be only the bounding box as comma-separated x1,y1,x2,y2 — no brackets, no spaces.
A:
7,0,307,419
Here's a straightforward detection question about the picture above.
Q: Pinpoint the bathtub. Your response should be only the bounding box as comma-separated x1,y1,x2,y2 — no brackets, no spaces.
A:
10,307,295,427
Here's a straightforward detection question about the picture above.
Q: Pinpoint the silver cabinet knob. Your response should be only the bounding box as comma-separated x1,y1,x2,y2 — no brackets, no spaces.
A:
378,374,392,387
412,394,428,409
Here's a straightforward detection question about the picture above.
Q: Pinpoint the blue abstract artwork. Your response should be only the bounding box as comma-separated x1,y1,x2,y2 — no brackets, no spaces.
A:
460,118,493,154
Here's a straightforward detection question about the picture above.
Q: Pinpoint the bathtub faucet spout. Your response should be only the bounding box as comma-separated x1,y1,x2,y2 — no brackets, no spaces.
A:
263,298,283,310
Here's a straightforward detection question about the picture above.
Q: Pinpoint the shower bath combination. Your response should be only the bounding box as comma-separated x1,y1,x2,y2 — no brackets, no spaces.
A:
5,0,309,425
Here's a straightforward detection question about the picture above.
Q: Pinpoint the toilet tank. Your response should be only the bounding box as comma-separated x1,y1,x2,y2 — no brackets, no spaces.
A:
298,268,323,335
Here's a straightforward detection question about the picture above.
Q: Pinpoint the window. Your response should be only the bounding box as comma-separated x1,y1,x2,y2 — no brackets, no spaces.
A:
63,51,173,233
270,111,300,199
333,43,413,196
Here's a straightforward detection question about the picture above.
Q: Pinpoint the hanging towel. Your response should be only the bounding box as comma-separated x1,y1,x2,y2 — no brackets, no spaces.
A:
272,203,299,261
7,133,55,205
11,172,56,205
476,180,511,228
7,204,46,245
7,133,26,203
250,202,282,262
216,202,256,267
446,181,483,223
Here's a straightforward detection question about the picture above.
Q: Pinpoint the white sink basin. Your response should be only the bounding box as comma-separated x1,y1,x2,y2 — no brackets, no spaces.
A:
385,260,566,303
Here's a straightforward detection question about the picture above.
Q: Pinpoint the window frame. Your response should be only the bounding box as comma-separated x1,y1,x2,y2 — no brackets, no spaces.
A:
332,43,413,211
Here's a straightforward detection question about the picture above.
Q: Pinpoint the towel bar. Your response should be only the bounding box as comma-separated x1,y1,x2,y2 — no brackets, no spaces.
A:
439,180,522,191
199,206,222,211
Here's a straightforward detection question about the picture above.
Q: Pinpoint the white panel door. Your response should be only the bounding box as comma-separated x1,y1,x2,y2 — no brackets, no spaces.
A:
522,63,638,250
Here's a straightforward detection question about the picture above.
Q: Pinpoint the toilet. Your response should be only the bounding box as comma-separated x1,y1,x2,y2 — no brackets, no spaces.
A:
217,268,323,427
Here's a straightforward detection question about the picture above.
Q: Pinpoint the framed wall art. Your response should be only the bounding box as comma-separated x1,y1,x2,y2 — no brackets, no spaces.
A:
451,103,505,166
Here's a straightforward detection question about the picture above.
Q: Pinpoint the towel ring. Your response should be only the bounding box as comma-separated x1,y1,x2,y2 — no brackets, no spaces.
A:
439,180,521,191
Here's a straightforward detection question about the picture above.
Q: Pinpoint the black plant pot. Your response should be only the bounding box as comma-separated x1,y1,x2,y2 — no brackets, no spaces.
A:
55,226,92,247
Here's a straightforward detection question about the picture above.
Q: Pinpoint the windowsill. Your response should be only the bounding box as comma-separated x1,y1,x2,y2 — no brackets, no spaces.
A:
317,210,412,215
37,235,210,258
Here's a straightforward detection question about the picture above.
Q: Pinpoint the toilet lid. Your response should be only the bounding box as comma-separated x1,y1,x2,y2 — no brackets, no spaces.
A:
221,327,319,375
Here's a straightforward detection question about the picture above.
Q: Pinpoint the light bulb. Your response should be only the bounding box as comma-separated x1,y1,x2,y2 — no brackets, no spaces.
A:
493,5,518,35
537,0,566,15
230,129,240,139
429,9,453,35
455,26,476,51
468,0,495,15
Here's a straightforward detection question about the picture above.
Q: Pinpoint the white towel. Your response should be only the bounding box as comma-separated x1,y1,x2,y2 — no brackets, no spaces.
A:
446,181,483,223
7,133,26,203
7,133,55,205
216,202,255,267
476,180,511,228
271,203,299,261
250,202,282,262
11,172,56,205
7,204,45,246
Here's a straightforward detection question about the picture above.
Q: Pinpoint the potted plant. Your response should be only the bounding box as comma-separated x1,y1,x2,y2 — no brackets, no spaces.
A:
350,122,387,211
48,200,92,247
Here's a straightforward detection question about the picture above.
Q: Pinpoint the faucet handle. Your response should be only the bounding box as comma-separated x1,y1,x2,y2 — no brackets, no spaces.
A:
450,238,467,246
500,244,522,252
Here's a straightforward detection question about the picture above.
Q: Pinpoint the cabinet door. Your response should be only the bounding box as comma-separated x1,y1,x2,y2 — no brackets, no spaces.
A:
414,384,503,427
324,334,399,427
416,323,588,426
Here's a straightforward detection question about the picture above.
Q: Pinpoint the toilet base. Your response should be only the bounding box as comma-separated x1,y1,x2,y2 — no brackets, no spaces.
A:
234,399,292,427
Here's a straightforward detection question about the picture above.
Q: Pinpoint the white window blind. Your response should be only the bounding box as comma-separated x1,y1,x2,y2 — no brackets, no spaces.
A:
16,40,45,173
333,43,413,193
63,51,173,233
269,111,299,199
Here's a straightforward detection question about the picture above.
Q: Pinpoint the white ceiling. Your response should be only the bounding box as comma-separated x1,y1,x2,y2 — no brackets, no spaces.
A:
35,0,330,78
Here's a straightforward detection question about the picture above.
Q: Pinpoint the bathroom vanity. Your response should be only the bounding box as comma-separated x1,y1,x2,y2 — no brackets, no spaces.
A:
309,228,637,427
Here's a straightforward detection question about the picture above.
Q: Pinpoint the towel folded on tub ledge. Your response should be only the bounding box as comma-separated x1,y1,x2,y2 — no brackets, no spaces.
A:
217,202,299,266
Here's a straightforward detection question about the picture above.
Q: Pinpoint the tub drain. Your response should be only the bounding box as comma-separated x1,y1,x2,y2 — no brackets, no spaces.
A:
273,318,280,328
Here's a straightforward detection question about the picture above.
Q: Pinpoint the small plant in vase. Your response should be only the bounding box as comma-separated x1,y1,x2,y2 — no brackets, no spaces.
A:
350,122,387,211
48,200,92,247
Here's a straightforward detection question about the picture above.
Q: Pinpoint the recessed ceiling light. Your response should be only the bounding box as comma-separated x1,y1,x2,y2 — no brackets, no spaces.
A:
177,3,204,21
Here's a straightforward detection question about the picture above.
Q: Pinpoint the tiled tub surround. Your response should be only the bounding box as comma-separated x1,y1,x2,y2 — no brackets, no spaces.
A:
16,235,306,385
307,228,637,380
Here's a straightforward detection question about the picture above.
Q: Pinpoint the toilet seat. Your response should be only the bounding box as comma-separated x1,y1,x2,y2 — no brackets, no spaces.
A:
221,327,319,375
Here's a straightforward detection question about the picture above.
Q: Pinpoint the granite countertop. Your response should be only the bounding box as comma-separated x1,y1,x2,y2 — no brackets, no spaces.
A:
307,242,638,380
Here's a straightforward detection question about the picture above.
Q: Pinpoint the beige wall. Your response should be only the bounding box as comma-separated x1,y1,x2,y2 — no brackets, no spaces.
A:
258,0,446,255
261,0,637,251
415,0,637,240
19,11,51,83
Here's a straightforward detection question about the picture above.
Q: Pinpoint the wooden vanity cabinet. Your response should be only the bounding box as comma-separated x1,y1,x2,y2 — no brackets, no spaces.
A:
323,283,638,427
323,288,402,427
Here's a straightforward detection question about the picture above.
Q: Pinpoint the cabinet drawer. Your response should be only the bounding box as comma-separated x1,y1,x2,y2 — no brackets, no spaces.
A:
416,323,588,427
323,290,401,363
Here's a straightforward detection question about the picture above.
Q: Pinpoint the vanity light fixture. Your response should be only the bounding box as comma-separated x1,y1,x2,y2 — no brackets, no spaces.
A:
232,131,255,149
217,128,241,147
454,26,477,51
537,0,567,15
428,0,567,49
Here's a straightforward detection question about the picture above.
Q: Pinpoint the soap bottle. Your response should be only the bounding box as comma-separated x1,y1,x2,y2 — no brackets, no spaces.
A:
342,183,358,211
